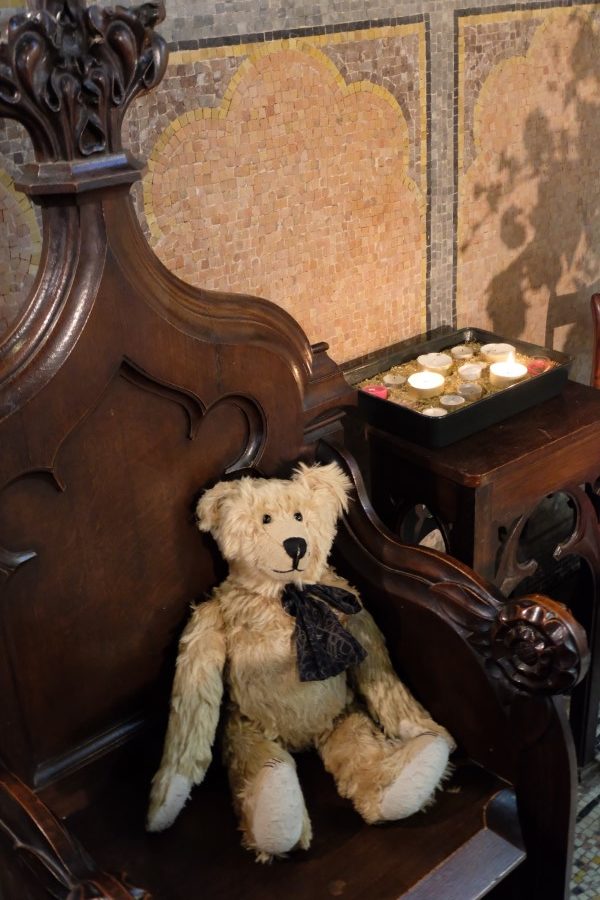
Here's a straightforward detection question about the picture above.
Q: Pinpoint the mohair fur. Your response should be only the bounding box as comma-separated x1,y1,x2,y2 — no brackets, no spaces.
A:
147,463,454,860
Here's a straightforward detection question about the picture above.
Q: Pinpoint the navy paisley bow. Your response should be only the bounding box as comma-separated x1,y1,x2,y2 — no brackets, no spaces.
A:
281,582,367,682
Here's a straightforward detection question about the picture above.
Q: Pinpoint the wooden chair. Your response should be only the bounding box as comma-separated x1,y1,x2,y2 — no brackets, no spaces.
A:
591,293,600,388
0,4,589,898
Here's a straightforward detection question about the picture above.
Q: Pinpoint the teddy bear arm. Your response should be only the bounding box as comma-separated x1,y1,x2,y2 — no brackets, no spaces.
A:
147,600,226,831
347,608,455,750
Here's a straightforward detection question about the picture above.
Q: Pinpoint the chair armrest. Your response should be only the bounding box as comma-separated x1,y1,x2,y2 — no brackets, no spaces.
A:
0,765,148,899
318,441,589,775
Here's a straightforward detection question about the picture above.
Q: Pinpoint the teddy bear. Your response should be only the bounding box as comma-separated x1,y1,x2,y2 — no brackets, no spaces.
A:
147,462,454,861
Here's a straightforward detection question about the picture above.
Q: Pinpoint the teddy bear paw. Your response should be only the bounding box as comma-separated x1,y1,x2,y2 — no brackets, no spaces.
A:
249,759,307,858
146,772,193,832
378,734,450,821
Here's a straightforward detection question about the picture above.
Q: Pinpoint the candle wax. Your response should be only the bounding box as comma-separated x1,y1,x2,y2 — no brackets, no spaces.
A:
361,385,389,399
527,357,550,376
450,345,473,359
481,342,515,363
417,352,452,374
489,360,527,387
440,394,466,409
408,371,445,399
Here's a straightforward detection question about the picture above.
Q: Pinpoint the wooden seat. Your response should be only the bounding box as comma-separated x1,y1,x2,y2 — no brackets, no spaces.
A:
68,753,524,900
0,4,589,899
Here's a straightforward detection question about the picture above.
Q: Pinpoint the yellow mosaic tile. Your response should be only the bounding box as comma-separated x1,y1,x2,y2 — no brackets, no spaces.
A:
144,26,427,362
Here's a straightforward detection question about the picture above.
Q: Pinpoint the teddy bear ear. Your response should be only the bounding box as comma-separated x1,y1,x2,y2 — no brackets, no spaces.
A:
292,462,353,515
196,480,240,533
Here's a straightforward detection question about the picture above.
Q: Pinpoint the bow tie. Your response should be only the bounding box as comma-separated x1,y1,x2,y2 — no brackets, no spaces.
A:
281,582,367,682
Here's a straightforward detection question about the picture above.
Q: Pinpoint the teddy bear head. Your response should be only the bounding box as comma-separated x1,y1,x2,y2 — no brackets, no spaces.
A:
196,462,352,587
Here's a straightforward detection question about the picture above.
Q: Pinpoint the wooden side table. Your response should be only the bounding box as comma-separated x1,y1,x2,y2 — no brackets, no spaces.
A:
354,380,600,767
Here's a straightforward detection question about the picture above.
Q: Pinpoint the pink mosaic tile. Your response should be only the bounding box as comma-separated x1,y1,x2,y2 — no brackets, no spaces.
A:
145,39,426,363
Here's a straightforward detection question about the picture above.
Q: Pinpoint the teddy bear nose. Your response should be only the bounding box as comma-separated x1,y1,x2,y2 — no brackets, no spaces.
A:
283,537,307,562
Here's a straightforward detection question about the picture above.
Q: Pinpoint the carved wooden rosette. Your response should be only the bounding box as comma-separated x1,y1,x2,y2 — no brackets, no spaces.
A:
0,0,167,164
432,581,588,697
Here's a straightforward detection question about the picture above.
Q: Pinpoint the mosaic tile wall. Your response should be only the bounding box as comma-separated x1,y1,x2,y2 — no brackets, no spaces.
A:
2,1,600,376
457,5,600,384
136,25,427,360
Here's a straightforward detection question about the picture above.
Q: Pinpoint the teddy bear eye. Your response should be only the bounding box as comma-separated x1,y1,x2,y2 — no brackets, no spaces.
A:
262,514,272,524
294,512,303,521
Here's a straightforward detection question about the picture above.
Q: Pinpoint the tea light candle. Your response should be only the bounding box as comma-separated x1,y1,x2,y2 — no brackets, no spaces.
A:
527,356,550,376
450,344,474,360
481,342,515,363
361,384,389,399
440,394,466,409
408,371,445,399
459,382,483,401
417,352,453,374
383,372,407,387
458,362,486,382
422,407,447,417
489,359,527,387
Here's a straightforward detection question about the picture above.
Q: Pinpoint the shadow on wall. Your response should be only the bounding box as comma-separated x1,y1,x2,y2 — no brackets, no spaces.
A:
460,13,600,383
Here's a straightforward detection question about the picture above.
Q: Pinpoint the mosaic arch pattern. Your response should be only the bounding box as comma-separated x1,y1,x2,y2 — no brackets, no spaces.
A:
456,5,600,383
0,169,41,336
143,25,427,364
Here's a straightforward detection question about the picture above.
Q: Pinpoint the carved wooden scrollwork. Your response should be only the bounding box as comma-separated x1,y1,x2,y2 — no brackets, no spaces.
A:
121,361,267,472
431,581,588,696
553,484,600,573
494,508,539,596
0,545,36,582
0,767,149,898
0,0,167,162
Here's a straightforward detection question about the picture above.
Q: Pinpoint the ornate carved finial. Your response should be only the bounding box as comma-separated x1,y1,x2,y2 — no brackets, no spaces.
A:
0,1,167,163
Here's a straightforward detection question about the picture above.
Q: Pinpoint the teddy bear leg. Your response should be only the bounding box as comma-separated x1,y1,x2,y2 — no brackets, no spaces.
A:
224,714,312,861
317,708,449,825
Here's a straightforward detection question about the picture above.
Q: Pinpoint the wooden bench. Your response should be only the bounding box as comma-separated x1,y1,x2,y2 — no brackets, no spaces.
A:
0,3,589,898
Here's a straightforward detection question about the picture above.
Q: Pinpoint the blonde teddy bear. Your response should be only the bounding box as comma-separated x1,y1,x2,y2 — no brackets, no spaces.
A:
147,463,454,861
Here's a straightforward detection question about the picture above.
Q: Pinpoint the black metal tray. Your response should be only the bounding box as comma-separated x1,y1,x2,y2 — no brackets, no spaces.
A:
343,326,571,448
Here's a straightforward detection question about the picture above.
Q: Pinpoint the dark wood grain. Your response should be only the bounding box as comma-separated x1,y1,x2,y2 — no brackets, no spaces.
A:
0,3,587,899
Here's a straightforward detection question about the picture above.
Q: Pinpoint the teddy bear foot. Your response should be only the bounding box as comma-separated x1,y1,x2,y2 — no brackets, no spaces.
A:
378,734,450,822
248,759,308,860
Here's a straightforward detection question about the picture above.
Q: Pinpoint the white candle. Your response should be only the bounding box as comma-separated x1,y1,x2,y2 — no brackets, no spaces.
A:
383,372,407,387
459,382,483,401
440,394,466,409
408,371,445,399
481,342,515,363
489,359,528,387
458,362,486,382
422,407,447,417
417,352,453,374
450,344,473,360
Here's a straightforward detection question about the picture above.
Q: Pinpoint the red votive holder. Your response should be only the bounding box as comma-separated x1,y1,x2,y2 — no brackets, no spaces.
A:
361,385,389,400
527,357,550,376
